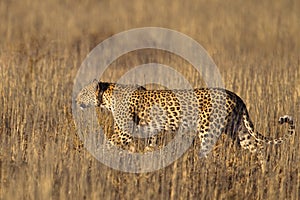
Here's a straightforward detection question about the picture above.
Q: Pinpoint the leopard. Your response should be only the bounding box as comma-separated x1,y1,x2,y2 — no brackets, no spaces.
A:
76,80,295,172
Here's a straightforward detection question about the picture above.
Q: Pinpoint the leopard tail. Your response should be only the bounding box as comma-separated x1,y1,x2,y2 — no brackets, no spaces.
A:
242,111,295,144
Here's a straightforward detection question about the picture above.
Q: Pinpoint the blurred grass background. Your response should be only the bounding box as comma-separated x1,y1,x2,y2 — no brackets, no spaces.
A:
0,0,299,199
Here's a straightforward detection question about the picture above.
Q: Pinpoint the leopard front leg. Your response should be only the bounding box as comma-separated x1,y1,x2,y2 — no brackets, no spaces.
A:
107,125,136,152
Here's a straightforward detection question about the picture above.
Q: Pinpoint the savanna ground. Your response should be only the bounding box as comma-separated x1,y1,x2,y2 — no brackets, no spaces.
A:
0,0,299,199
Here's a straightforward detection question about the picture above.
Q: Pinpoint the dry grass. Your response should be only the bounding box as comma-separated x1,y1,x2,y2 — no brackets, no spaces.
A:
0,0,299,199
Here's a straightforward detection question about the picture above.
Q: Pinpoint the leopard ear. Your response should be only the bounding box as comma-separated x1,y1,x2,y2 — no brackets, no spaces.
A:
93,79,99,92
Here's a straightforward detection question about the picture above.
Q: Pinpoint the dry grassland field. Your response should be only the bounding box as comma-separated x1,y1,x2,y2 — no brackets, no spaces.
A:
0,0,299,199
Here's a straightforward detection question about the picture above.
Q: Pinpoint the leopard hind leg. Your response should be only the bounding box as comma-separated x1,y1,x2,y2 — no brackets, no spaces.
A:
238,123,266,172
238,111,268,172
198,120,225,158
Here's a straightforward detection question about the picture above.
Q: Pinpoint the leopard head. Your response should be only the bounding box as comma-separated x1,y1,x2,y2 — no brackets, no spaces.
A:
76,80,110,109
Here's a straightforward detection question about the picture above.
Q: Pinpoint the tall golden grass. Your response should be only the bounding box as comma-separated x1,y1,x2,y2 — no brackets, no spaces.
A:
0,0,299,199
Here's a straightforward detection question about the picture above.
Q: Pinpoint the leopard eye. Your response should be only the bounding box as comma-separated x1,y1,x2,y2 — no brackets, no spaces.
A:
79,103,87,109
